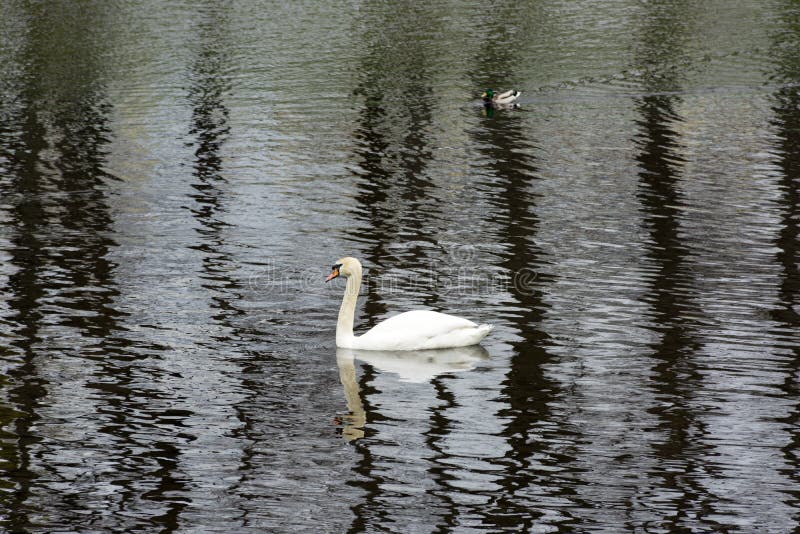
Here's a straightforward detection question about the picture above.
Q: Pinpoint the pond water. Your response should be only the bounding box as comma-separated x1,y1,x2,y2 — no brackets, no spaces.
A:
1,0,799,531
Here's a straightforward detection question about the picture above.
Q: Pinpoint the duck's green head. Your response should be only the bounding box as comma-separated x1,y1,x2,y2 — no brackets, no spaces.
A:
481,89,494,103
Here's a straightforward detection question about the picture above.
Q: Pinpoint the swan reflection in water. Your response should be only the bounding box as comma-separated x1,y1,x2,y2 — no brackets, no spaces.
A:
335,345,490,442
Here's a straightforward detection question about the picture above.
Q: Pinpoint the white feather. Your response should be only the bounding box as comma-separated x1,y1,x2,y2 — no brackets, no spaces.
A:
355,310,493,351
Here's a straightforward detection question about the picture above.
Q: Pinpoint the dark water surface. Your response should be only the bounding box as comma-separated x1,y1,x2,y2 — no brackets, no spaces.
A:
1,0,799,531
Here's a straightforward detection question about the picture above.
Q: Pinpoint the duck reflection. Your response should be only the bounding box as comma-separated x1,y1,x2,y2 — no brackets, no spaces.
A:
482,100,520,118
335,346,489,442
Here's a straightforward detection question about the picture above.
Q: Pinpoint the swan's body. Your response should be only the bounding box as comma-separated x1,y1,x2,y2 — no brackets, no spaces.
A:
351,310,491,351
482,88,521,106
327,257,492,351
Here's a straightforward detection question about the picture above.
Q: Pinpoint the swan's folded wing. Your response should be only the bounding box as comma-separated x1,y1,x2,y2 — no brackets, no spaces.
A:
372,309,475,332
359,309,478,343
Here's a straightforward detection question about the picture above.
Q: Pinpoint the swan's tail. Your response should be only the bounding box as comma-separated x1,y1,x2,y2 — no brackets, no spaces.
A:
475,324,493,341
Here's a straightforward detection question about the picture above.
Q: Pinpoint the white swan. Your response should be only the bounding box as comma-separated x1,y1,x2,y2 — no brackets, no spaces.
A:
326,257,493,351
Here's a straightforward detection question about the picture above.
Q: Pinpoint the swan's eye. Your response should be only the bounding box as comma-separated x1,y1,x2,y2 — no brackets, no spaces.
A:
332,263,342,271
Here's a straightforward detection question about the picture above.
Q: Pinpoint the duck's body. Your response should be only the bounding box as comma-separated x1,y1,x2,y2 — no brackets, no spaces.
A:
482,88,521,106
327,258,493,351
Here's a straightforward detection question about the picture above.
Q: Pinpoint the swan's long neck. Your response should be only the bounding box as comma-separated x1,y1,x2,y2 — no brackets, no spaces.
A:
336,265,361,348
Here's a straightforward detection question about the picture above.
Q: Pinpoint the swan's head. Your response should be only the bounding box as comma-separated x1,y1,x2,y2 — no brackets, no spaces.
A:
481,89,494,102
325,257,362,282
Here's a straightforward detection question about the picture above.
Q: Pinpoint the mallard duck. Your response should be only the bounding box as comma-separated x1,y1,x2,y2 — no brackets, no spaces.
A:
481,89,521,106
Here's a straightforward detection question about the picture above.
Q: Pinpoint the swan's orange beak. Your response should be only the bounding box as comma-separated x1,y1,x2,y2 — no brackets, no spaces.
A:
325,267,340,282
